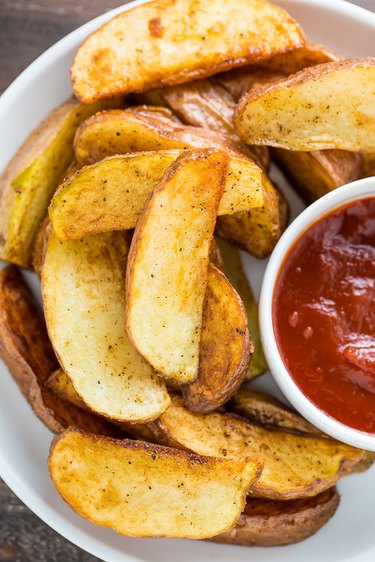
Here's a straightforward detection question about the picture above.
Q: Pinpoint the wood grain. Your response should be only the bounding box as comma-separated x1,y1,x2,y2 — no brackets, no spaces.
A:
0,0,373,561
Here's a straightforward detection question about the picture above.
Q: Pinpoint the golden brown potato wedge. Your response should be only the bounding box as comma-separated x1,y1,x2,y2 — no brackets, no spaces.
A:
272,148,363,201
32,215,51,277
49,429,262,538
235,58,375,152
260,41,342,74
148,400,365,500
49,151,266,239
0,97,121,267
74,107,249,166
42,230,170,422
227,389,322,436
363,152,375,177
182,264,252,412
212,487,339,547
217,240,267,377
0,266,123,436
216,178,288,258
71,0,305,102
126,150,227,384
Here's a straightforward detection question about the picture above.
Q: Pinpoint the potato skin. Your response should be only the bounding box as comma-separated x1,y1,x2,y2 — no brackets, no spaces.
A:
182,264,252,413
71,0,305,102
212,488,340,547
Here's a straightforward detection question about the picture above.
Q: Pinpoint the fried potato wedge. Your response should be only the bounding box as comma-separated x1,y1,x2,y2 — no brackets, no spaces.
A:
0,266,122,436
32,215,51,277
227,389,322,436
71,0,305,103
0,97,120,267
235,58,375,152
260,41,342,74
42,230,170,422
216,178,288,258
74,107,250,166
49,429,262,538
213,487,339,547
148,401,365,500
126,150,227,383
49,151,265,240
272,148,363,201
217,240,267,377
182,264,252,413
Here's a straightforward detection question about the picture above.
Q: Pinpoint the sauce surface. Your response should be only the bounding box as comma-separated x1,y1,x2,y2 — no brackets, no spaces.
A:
273,197,375,433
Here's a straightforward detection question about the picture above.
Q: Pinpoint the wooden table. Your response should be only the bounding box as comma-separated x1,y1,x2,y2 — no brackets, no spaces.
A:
0,0,373,560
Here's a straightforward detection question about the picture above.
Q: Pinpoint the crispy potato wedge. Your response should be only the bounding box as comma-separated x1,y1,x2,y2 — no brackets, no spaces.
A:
216,178,288,258
49,151,266,239
42,230,170,422
182,264,252,412
126,150,227,383
0,266,122,436
272,148,363,201
46,367,156,442
363,152,375,177
32,215,51,277
148,401,365,500
227,389,322,436
49,429,262,538
217,240,267,377
74,107,250,166
235,58,375,152
260,41,342,74
71,0,305,103
213,487,339,547
0,97,121,267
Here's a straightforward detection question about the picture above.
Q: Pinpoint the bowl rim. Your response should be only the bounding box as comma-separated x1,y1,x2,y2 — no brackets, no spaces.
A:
259,177,375,451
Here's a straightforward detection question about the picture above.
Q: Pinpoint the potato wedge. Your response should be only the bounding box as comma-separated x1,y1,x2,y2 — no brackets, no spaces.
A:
0,97,120,267
46,367,156,442
260,41,342,74
235,58,375,151
32,215,51,277
148,400,365,500
182,264,252,412
49,429,262,538
74,107,249,166
42,230,170,422
0,266,123,436
217,240,267,377
213,487,339,547
71,0,304,103
272,148,363,201
216,178,288,258
126,150,227,383
49,151,266,239
227,389,322,436
363,152,375,177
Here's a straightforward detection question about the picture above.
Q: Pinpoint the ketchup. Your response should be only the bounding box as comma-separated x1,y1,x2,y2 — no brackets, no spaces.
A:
273,197,375,433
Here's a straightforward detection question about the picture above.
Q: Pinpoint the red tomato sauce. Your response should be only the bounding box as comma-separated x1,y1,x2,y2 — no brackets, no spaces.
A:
273,197,375,433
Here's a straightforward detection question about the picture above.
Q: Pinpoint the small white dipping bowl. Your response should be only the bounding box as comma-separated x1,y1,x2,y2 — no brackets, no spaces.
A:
260,177,375,451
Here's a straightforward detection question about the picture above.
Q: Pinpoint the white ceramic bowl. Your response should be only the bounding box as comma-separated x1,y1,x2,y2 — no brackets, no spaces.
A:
1,2,375,562
260,178,375,451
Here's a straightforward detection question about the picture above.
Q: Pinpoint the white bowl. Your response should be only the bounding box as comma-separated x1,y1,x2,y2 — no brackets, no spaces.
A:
0,2,375,562
260,178,375,451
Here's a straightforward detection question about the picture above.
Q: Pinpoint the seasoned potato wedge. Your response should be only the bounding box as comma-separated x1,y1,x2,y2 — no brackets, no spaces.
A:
216,178,288,258
71,0,305,103
49,151,265,239
217,240,267,377
148,401,365,500
49,429,262,538
0,266,122,436
272,148,363,201
0,97,120,267
42,231,170,422
227,389,322,436
260,41,342,74
74,107,249,166
182,264,252,412
126,150,227,383
213,488,339,547
235,58,375,151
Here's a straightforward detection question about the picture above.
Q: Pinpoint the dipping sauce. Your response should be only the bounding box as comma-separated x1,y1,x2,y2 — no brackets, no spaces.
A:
273,197,375,433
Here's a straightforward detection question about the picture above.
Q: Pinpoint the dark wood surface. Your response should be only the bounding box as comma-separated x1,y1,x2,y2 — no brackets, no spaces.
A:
0,0,373,560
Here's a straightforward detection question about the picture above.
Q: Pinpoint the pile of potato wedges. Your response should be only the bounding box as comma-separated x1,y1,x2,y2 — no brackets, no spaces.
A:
0,0,374,547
